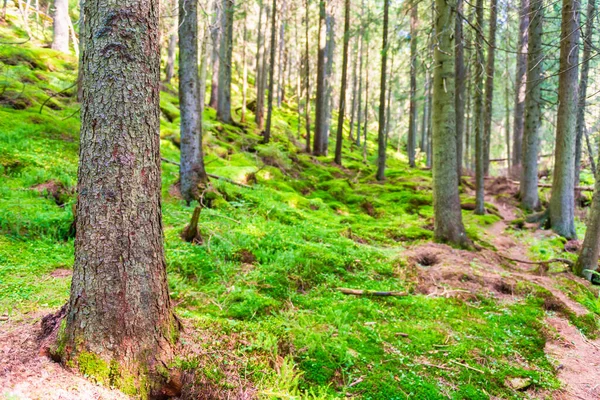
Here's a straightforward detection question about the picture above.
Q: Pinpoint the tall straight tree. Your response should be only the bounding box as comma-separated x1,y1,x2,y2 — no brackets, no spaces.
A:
256,1,267,128
576,166,600,280
454,0,465,179
519,0,543,211
209,0,221,109
179,0,208,203
482,0,497,176
473,0,485,214
432,0,469,247
376,0,389,181
217,0,234,123
334,0,351,165
62,0,177,394
304,0,312,151
549,0,580,239
574,0,595,185
512,0,529,172
265,0,277,143
164,27,177,84
313,0,328,155
407,0,418,168
51,0,69,53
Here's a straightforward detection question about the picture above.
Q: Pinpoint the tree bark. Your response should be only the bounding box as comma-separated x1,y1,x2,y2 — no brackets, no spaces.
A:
355,0,365,147
432,0,469,247
241,12,248,123
164,29,177,84
407,0,418,168
376,0,389,181
179,0,208,203
575,167,600,279
549,0,580,239
323,7,335,154
512,0,529,173
265,0,277,143
519,0,542,212
474,0,485,214
256,1,266,128
209,0,221,110
277,0,287,107
217,0,234,123
313,0,328,155
454,0,465,179
349,36,359,142
304,0,311,151
63,2,177,395
334,0,350,165
51,0,69,53
483,0,497,176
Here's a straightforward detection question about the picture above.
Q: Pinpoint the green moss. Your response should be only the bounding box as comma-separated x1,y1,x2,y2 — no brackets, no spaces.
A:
77,351,112,384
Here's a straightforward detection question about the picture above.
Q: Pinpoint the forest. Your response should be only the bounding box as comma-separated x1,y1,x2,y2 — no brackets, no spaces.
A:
1,0,600,398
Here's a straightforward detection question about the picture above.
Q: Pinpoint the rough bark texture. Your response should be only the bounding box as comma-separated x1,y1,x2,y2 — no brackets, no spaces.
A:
550,0,580,239
376,0,389,181
407,0,418,168
519,0,543,212
51,0,69,53
323,7,335,154
576,164,600,278
574,0,595,185
334,0,350,165
63,2,177,396
264,0,277,143
313,0,328,155
454,0,464,179
179,0,208,203
432,0,469,247
209,0,221,110
474,0,485,214
217,0,234,123
482,0,497,176
512,0,529,172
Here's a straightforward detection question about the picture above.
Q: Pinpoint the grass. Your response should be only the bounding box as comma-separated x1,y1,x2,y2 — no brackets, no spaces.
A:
0,14,598,399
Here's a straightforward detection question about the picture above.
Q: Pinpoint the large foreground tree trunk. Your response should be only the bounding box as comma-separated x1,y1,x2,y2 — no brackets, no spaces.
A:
550,0,580,239
512,0,529,173
432,0,469,247
62,1,178,395
519,0,542,211
51,0,69,53
376,0,389,181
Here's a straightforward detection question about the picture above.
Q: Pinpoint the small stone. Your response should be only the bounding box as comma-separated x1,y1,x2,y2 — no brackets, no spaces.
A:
506,377,532,391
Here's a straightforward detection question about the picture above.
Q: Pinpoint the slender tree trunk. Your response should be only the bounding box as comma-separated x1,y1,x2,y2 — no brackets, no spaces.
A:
62,1,177,394
265,0,277,143
277,0,287,107
512,0,529,173
256,1,266,127
241,13,248,123
313,0,328,155
209,0,221,109
421,71,430,152
455,0,465,179
550,0,580,239
575,166,600,279
465,64,472,171
574,0,595,185
323,7,335,155
257,5,271,129
217,0,234,123
432,0,469,247
355,2,365,148
334,0,351,165
165,29,177,84
51,0,69,53
585,127,597,175
199,25,210,121
407,0,418,168
520,0,544,211
474,0,485,214
376,0,389,180
179,0,208,203
349,37,359,141
483,0,497,176
304,0,311,151
363,31,370,163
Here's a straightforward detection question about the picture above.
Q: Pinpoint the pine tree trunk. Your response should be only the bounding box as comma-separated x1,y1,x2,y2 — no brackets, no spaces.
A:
209,0,221,109
474,0,485,214
575,169,600,279
313,0,328,155
256,1,266,128
574,0,595,185
549,0,580,239
265,0,277,143
257,5,271,130
432,0,469,247
519,0,542,212
512,0,529,173
355,2,365,147
407,0,418,168
51,0,69,53
241,13,248,123
62,2,178,395
454,0,465,179
376,0,389,181
164,29,177,84
483,0,497,176
349,37,359,141
217,0,234,123
304,0,311,151
179,0,208,203
334,0,350,165
277,0,287,107
323,7,335,155
420,72,430,152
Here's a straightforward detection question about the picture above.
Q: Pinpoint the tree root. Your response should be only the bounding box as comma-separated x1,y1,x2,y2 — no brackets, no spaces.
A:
181,206,203,244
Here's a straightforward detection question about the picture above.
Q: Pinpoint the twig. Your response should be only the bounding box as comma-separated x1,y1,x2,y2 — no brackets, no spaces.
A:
420,361,453,371
160,158,253,189
498,253,574,268
449,360,484,374
336,288,408,297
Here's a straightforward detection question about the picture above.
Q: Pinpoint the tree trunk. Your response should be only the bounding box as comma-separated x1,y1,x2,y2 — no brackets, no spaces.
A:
407,0,418,168
549,0,580,239
512,0,529,173
313,0,328,156
474,0,485,214
432,0,469,247
265,0,277,143
362,29,370,163
209,0,221,109
179,0,208,203
323,6,335,155
334,0,350,165
277,0,287,107
454,0,465,179
304,0,311,151
217,0,234,123
241,12,248,123
519,0,542,212
51,0,69,53
574,0,595,185
256,1,266,128
355,1,365,147
420,71,430,153
575,167,600,279
349,37,359,142
483,0,497,176
62,2,178,395
257,4,271,130
376,0,389,181
164,29,177,84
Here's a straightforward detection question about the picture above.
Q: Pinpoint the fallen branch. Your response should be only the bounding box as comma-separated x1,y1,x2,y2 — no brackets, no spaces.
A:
449,360,484,374
507,179,594,192
336,288,408,297
160,158,253,189
498,253,574,268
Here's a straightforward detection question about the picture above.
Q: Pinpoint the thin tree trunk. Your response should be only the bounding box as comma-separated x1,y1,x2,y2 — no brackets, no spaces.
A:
585,127,596,175
376,0,389,181
165,28,177,84
257,4,271,130
575,164,600,279
407,0,418,168
209,0,221,109
277,0,287,107
432,0,469,247
334,0,351,165
256,1,266,127
355,1,365,147
420,71,430,152
549,0,580,239
304,0,311,151
313,0,328,155
512,0,529,173
349,36,359,142
483,0,497,176
217,0,234,123
241,12,248,122
454,0,465,179
363,28,370,163
63,1,177,394
51,0,69,53
474,0,485,214
265,0,277,143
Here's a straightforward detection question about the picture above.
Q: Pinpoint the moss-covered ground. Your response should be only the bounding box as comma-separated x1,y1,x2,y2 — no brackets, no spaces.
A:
1,14,599,399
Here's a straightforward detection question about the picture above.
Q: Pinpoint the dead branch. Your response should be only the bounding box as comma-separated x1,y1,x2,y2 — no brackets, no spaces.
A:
160,158,253,189
498,253,574,268
336,288,408,297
